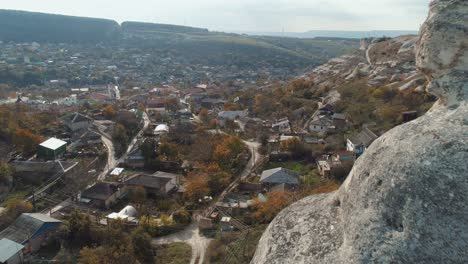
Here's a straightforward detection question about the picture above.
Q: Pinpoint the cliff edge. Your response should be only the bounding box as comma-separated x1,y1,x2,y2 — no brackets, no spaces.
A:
252,1,468,263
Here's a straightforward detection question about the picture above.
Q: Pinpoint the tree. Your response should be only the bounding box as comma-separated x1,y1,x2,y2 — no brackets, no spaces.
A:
129,186,146,205
13,128,44,156
62,210,93,246
252,191,293,223
131,229,154,263
0,163,14,186
281,137,310,160
199,108,209,123
103,105,117,119
159,141,179,161
173,208,191,225
184,173,209,201
112,124,129,157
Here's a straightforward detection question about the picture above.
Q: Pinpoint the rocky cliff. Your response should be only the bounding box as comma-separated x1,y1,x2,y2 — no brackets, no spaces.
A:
252,1,468,263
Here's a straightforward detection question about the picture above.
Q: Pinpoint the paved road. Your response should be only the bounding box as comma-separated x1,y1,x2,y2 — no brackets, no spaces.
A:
152,223,212,264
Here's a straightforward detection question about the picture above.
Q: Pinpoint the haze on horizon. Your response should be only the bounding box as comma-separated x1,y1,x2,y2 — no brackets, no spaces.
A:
0,0,429,33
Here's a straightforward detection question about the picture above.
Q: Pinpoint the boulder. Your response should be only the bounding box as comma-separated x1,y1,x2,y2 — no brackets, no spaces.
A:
252,1,468,263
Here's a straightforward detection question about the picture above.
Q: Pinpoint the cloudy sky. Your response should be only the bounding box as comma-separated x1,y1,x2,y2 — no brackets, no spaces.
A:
1,0,430,32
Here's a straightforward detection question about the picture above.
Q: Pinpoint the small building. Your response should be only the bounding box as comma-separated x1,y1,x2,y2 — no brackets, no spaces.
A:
309,116,335,133
260,167,300,190
106,205,138,224
0,238,24,264
220,217,233,231
346,127,379,156
37,138,67,160
154,124,170,136
401,111,418,123
198,217,214,230
271,118,291,133
124,171,180,196
217,110,248,126
79,182,124,209
0,213,61,254
65,112,93,132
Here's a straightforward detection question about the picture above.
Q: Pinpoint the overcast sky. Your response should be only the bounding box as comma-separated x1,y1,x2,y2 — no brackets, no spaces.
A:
1,0,429,32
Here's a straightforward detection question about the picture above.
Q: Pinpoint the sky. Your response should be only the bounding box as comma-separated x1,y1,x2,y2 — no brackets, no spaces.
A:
0,0,430,32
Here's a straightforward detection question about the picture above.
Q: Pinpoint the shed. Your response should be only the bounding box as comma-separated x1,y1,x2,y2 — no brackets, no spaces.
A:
260,167,300,188
0,213,61,253
0,238,24,264
37,138,67,160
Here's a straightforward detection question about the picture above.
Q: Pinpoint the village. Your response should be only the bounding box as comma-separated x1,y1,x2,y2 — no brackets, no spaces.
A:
0,73,413,264
0,32,436,264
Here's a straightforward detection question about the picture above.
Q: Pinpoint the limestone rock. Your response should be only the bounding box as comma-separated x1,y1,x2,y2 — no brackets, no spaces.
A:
252,1,468,263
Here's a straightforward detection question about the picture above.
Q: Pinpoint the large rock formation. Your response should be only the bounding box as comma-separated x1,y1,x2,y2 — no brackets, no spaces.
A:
252,1,468,263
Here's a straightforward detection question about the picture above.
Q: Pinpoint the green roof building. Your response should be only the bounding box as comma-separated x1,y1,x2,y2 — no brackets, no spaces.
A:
37,138,67,160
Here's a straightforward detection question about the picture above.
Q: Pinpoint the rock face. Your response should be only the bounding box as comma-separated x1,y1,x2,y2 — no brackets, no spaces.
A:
252,1,468,263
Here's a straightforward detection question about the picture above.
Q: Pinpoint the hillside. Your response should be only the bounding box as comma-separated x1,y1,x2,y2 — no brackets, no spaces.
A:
0,10,120,43
0,9,359,71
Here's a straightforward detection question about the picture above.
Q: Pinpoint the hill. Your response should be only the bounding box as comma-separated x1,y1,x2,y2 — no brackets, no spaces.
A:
0,10,120,43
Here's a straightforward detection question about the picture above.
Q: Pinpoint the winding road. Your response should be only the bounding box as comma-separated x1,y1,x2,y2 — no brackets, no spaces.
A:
152,223,212,264
94,111,150,181
153,135,262,264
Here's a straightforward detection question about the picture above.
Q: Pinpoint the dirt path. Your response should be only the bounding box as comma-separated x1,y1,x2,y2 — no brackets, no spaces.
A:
152,223,212,264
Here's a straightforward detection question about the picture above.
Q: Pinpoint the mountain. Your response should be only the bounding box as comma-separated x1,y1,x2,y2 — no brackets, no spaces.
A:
241,30,419,39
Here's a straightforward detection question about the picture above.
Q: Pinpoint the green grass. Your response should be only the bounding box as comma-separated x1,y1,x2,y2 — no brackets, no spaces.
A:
265,161,313,175
154,242,192,264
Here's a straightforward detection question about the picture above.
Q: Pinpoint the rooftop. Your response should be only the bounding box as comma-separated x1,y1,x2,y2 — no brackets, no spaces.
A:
39,137,67,150
0,213,61,244
260,167,300,185
0,238,24,262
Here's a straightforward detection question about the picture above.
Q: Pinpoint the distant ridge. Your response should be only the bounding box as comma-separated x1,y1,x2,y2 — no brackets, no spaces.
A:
0,9,120,43
241,30,419,39
121,21,209,34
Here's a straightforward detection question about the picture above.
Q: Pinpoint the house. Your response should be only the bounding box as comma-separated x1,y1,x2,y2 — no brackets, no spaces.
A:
271,118,291,133
347,127,379,156
124,148,145,169
79,182,125,209
260,167,300,190
317,152,354,180
0,213,61,254
217,110,248,126
146,98,166,109
124,171,180,196
37,138,67,160
0,238,24,264
309,116,335,133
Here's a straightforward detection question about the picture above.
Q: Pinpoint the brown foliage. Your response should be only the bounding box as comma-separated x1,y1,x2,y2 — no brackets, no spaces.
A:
252,191,293,224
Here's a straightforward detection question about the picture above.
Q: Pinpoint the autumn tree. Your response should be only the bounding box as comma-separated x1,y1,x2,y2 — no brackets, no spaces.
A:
13,128,44,156
252,191,293,223
62,210,94,247
184,172,209,202
199,108,209,123
158,141,179,161
173,208,192,225
280,137,310,160
103,105,117,119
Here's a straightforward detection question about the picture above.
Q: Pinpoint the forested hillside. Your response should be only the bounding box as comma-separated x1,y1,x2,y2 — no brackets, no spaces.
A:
0,10,120,43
